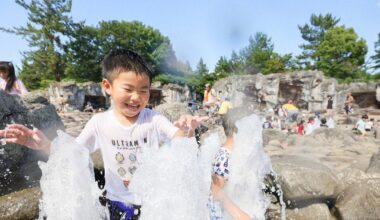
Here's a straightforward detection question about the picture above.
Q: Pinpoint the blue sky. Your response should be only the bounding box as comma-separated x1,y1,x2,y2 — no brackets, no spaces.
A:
1,0,380,73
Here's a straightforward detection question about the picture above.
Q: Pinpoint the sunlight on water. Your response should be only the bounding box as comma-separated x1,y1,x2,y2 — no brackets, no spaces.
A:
38,131,107,220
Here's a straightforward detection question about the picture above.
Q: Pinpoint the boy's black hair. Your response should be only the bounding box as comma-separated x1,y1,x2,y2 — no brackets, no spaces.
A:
221,107,252,137
0,61,16,92
102,49,153,83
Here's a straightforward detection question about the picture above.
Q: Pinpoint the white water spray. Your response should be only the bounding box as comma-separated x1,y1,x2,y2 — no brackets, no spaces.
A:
38,131,107,220
225,114,285,220
129,135,220,220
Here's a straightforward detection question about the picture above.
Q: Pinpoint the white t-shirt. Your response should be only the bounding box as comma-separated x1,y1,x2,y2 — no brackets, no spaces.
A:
76,108,178,205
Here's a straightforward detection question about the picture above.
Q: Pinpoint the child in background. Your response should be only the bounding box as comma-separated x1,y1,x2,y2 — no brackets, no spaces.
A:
0,61,28,95
297,120,305,135
207,108,252,220
0,49,206,220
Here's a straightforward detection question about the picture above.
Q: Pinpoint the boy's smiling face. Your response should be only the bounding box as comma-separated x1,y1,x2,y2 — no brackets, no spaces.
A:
103,71,150,124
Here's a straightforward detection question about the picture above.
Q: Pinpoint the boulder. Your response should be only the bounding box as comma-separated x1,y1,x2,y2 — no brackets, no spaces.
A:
0,187,41,220
271,154,338,207
367,149,380,174
334,178,380,220
0,91,64,196
154,102,192,122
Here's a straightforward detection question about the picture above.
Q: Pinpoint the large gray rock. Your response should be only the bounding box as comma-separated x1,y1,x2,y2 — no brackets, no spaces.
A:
367,149,380,174
0,187,41,220
271,155,338,207
0,91,64,196
212,71,380,112
334,178,380,220
154,102,192,122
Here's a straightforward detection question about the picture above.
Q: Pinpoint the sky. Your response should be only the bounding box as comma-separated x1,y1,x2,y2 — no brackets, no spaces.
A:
0,0,380,73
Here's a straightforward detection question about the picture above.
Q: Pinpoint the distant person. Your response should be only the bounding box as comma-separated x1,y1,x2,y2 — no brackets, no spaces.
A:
84,101,95,112
282,100,299,122
203,83,217,115
297,120,305,135
218,97,232,115
365,118,374,132
0,61,28,95
344,92,354,114
262,116,273,129
305,117,315,135
356,115,368,136
326,95,333,116
320,118,328,128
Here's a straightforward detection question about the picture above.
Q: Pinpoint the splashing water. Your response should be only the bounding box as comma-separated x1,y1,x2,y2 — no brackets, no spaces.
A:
224,114,285,220
35,115,284,219
129,134,220,220
38,131,107,220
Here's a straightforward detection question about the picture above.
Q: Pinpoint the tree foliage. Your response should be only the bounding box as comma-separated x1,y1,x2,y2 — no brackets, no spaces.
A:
315,26,367,79
0,0,77,89
372,33,380,73
298,13,340,69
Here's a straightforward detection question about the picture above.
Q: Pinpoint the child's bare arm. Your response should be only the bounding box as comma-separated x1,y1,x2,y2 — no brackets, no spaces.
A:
211,175,252,220
0,124,51,155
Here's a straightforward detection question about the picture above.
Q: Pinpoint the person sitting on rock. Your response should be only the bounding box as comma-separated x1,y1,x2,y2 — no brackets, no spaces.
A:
366,118,374,132
356,115,368,136
84,101,95,112
262,116,273,129
305,117,315,135
320,118,328,128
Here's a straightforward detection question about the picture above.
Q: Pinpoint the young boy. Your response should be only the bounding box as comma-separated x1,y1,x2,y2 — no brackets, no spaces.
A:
207,107,251,220
0,49,206,220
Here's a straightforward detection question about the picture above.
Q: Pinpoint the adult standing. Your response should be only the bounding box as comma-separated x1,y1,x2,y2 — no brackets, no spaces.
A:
0,61,28,95
326,95,333,116
203,83,217,114
344,92,354,114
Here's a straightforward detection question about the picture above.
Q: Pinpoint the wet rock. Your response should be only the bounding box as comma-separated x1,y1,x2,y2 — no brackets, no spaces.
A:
271,154,338,208
0,187,41,220
0,91,64,196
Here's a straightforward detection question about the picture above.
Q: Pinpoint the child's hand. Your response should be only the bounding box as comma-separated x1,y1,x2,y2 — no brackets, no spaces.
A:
0,124,51,154
174,115,208,132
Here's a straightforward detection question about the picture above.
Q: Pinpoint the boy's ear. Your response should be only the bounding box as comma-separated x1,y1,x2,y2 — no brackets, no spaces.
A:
102,79,112,96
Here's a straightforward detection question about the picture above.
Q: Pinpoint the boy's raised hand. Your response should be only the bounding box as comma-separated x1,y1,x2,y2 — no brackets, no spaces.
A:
0,124,51,154
174,115,208,132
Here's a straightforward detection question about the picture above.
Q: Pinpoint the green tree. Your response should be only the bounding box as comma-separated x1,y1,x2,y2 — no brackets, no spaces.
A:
372,33,380,72
65,20,182,81
0,0,77,89
241,32,274,74
195,58,209,76
64,23,102,82
298,13,340,69
315,26,367,79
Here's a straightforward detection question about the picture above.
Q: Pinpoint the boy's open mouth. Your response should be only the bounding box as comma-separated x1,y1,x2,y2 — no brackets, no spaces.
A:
126,103,140,111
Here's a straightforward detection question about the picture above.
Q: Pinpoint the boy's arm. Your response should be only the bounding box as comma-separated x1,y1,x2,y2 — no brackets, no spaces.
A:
173,115,208,138
211,175,252,220
0,124,51,154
